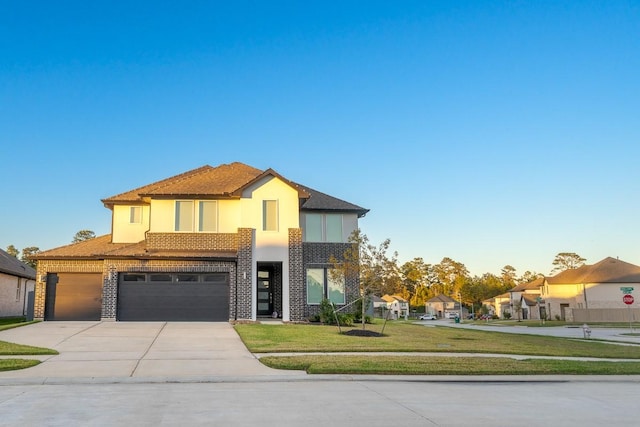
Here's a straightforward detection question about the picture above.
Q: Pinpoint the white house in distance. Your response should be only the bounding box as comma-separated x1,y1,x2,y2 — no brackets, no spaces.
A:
510,277,543,320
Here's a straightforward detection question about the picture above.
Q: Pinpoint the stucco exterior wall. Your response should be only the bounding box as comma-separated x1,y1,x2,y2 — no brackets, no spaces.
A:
111,204,150,243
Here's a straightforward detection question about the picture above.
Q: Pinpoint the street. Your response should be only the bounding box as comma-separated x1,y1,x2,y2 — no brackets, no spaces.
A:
1,378,639,426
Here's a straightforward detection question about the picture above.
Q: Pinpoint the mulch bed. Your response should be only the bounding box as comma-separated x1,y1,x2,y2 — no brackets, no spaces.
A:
342,329,384,337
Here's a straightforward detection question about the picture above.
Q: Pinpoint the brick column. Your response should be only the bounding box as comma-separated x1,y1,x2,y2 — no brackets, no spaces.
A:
288,228,304,321
101,264,118,320
236,228,254,320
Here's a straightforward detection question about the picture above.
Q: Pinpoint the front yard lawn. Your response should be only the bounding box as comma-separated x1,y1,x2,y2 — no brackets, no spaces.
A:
235,321,640,359
260,355,640,375
236,322,640,375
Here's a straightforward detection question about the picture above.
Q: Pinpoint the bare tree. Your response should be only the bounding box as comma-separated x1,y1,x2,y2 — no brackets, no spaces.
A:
330,229,399,330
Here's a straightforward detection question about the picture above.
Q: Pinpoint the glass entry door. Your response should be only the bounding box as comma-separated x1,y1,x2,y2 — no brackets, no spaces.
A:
257,267,273,316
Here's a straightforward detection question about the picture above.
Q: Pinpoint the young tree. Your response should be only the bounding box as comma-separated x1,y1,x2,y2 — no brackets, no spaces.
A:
21,246,40,268
6,245,19,257
73,230,96,243
551,252,586,274
330,229,399,330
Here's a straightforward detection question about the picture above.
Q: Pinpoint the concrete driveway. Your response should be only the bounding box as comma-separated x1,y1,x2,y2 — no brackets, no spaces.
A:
0,322,303,382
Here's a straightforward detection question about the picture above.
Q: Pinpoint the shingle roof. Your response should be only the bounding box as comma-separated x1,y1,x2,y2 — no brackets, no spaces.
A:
510,277,544,292
101,162,368,216
426,294,456,303
522,294,542,307
0,249,36,279
547,257,640,284
296,183,369,217
102,163,264,204
34,235,236,260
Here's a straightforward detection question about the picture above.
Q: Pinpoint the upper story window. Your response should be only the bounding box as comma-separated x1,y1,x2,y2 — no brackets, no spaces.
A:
129,206,142,224
175,200,218,232
175,201,194,231
304,213,343,242
198,201,217,232
263,200,278,231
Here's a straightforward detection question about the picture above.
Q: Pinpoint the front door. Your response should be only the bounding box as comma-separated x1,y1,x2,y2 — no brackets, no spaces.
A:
257,266,273,317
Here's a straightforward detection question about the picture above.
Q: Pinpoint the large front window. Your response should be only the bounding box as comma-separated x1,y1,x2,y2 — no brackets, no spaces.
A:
306,268,345,305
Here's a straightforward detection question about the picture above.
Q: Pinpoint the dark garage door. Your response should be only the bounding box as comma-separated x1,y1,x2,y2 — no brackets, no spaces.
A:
45,273,103,321
117,272,229,321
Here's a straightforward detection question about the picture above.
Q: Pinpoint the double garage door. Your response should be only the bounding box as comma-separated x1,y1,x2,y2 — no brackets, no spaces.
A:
45,272,229,321
117,272,230,321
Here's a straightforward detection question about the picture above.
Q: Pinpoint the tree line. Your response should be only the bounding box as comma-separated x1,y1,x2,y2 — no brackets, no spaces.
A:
5,230,96,269
331,230,587,313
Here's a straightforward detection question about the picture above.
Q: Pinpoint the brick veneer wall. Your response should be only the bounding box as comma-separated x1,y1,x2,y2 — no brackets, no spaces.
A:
35,259,237,320
236,228,254,320
288,229,304,321
302,242,359,320
147,232,238,251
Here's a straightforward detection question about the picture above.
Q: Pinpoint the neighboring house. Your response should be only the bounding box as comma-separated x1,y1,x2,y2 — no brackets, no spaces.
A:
381,294,409,320
509,277,543,320
491,293,511,319
425,294,460,319
542,257,640,322
32,162,368,322
0,249,36,318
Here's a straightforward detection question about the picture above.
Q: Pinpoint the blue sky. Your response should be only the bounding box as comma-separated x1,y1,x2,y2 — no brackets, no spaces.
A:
2,1,639,276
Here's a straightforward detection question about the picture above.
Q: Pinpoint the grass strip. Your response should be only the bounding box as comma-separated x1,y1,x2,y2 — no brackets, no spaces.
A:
235,322,640,359
260,355,640,375
0,341,58,355
0,359,41,372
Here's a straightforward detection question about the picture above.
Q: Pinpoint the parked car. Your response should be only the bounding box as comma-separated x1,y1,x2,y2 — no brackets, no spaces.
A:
419,314,437,320
445,312,460,319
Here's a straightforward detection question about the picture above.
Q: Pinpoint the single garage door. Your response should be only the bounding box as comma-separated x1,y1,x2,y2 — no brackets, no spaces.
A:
117,272,229,321
44,273,103,321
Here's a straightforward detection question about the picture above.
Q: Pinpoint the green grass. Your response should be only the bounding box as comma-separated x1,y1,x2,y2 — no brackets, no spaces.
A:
0,320,57,371
0,340,58,355
260,355,640,375
0,317,40,332
0,359,41,371
235,321,640,359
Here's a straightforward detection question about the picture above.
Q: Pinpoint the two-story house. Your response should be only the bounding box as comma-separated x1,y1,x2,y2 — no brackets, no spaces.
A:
33,162,368,322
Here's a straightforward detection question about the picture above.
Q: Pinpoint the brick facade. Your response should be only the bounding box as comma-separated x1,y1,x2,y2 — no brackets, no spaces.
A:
236,228,254,320
288,228,304,321
147,232,238,251
302,242,360,320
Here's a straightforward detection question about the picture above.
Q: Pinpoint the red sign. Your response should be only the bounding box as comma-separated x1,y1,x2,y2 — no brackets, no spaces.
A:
623,294,634,305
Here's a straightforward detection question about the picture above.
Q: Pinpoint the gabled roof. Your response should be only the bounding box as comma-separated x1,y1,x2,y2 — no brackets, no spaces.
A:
381,294,408,303
33,235,236,260
510,277,544,292
0,249,36,279
102,163,264,205
426,294,456,303
547,257,640,284
101,162,368,216
522,294,542,307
